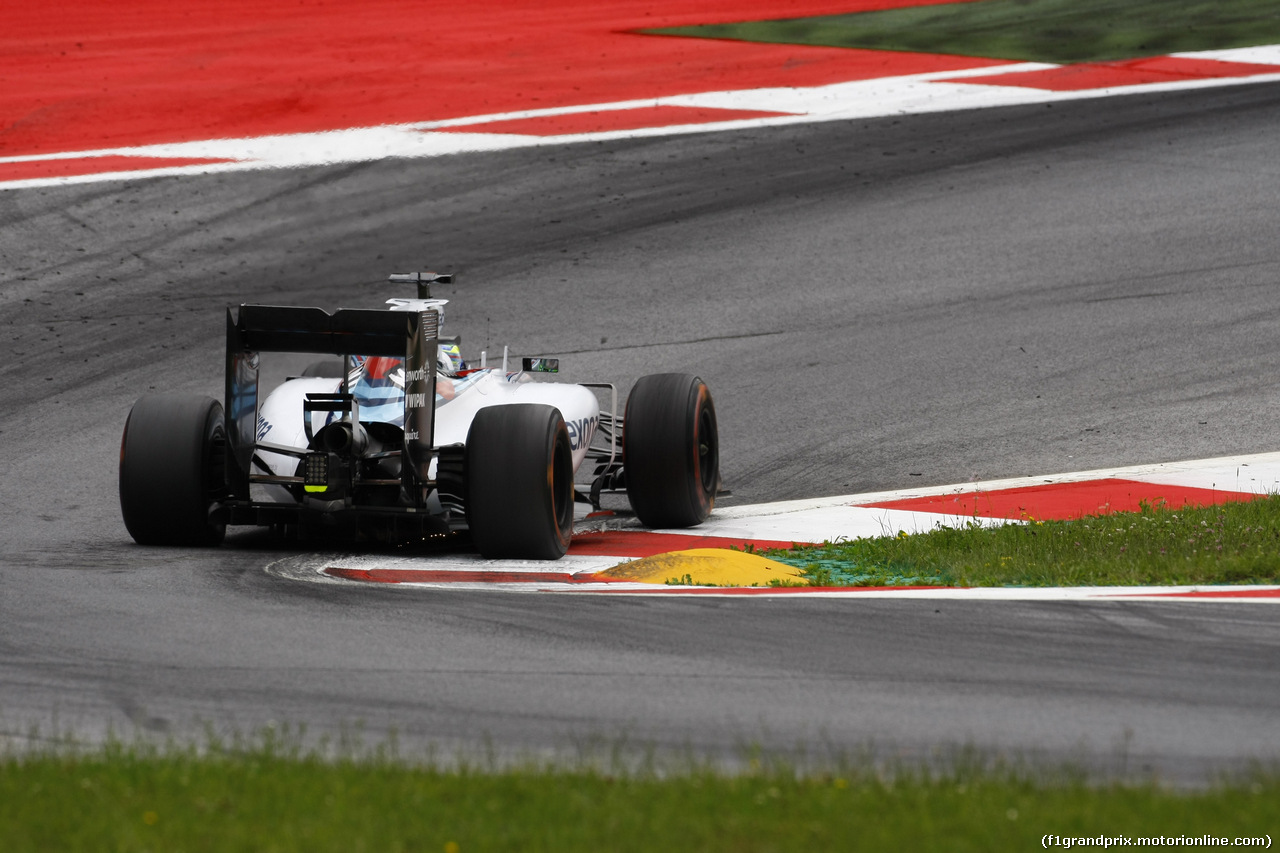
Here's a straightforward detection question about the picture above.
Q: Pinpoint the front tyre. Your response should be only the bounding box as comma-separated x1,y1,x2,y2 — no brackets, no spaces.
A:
119,394,227,546
623,373,719,529
466,404,574,560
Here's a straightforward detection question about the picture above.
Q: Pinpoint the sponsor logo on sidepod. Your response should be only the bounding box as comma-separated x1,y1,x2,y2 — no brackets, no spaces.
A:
566,415,597,452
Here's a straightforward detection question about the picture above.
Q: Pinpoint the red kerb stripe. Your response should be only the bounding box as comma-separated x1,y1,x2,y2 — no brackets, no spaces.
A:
325,567,626,585
438,106,794,136
953,57,1280,92
568,530,807,557
1107,588,1280,599
865,478,1260,521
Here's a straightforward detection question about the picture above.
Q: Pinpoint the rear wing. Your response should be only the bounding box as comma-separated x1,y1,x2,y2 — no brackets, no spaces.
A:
228,304,411,357
224,303,441,503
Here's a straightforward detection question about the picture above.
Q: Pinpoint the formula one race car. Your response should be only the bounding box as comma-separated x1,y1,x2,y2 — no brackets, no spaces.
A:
118,272,719,559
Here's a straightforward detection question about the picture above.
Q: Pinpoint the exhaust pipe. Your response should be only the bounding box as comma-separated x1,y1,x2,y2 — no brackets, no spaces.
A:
320,422,370,457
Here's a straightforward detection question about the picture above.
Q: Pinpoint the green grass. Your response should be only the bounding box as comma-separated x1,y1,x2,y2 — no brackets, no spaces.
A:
648,0,1280,65
3,736,1278,852
767,495,1280,588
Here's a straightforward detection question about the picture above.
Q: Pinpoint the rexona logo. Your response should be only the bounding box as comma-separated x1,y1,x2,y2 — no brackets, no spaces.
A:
566,416,597,452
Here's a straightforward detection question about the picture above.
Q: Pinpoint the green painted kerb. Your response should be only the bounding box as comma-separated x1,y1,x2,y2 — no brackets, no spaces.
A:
647,0,1280,65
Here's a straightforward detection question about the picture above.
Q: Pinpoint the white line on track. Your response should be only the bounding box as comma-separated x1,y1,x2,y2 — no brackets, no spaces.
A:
5,46,1280,191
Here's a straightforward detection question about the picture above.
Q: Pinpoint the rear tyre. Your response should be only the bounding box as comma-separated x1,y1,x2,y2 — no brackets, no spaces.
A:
624,373,719,529
119,394,227,546
466,404,574,560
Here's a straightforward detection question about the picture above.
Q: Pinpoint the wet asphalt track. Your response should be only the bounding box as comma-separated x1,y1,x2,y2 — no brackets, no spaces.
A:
2,85,1280,780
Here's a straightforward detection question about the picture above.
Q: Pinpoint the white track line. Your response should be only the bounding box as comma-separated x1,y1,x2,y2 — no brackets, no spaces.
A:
5,47,1279,190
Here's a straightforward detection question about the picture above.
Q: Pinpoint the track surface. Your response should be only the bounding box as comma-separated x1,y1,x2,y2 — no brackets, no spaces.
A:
3,85,1280,779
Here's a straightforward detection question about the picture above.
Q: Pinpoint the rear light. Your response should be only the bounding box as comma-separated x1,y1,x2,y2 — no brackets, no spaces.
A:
303,452,329,493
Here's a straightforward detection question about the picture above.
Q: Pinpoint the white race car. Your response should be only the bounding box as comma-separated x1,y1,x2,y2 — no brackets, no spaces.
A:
118,272,720,559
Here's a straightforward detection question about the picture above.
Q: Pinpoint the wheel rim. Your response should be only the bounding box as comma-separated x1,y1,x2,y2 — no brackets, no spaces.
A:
552,429,573,536
696,397,718,495
205,428,228,509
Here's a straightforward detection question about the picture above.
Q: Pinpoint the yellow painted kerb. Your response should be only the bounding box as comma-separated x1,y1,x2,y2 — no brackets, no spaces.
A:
598,548,806,587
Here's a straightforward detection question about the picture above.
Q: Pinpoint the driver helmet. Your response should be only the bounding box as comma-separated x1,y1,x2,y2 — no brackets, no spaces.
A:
437,342,466,374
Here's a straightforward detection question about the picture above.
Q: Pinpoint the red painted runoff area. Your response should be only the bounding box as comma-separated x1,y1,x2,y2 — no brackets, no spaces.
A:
866,478,1261,521
439,105,795,136
0,155,237,183
954,56,1280,91
2,0,999,157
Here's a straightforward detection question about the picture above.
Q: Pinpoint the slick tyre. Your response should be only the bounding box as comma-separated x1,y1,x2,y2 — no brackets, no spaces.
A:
623,373,719,529
119,394,227,546
466,404,574,560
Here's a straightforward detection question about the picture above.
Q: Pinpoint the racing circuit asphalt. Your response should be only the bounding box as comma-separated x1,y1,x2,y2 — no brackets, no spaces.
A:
3,84,1280,780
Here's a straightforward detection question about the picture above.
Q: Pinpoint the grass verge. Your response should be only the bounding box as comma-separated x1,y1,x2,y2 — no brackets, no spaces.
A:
3,736,1278,852
766,495,1280,588
649,0,1280,65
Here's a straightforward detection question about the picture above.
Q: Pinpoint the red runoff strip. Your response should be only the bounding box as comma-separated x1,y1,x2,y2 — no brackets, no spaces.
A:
865,478,1261,522
1,0,1002,157
437,105,796,136
951,56,1280,91
0,155,237,182
325,568,626,585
